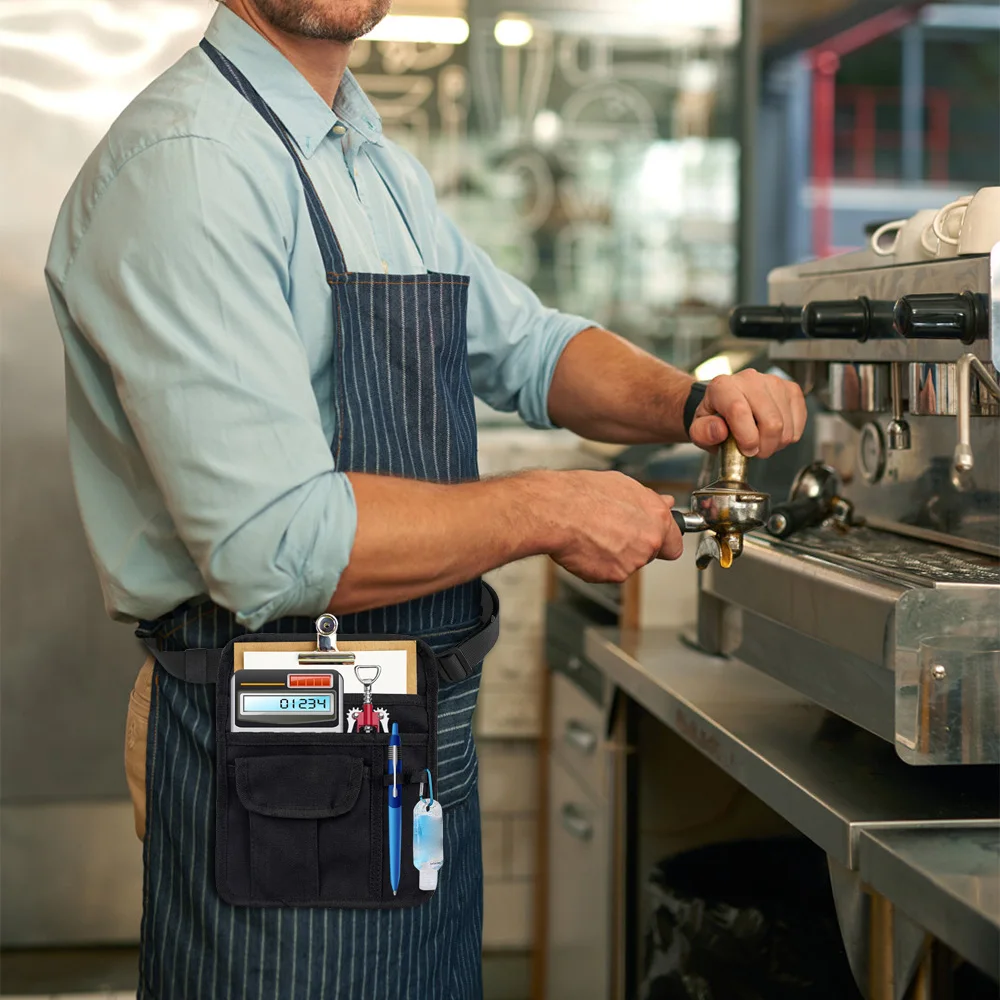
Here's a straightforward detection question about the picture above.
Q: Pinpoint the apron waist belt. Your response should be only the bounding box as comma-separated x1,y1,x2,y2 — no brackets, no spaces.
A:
144,582,500,685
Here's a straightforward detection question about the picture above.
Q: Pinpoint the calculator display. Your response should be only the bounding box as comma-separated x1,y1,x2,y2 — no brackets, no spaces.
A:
240,694,332,714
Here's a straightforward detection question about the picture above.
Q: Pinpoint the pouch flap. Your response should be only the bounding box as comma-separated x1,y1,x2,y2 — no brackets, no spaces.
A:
235,754,364,819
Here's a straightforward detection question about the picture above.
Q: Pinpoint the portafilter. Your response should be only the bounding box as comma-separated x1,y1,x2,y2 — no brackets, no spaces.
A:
672,437,769,569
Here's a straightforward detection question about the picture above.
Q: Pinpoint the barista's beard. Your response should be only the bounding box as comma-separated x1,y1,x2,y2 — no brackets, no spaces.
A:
247,0,391,42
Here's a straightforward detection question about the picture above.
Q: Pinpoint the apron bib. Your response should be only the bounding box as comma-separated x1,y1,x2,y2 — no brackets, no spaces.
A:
137,39,485,999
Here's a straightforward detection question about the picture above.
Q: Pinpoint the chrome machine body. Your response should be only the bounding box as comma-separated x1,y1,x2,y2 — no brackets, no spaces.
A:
700,249,1000,766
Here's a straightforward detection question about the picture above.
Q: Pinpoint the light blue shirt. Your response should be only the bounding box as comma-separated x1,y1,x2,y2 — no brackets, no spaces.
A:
46,5,592,630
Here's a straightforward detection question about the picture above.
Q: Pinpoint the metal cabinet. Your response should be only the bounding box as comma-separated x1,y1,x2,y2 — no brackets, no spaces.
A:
544,747,611,1000
542,587,631,1000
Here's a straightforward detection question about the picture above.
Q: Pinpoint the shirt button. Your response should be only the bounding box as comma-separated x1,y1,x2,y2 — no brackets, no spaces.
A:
332,124,347,135
381,260,389,273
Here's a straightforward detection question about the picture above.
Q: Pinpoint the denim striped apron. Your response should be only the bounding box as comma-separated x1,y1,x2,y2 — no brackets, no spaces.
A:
136,39,485,1000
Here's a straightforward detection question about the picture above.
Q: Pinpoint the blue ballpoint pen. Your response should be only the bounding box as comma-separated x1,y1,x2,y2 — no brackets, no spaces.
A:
388,723,402,896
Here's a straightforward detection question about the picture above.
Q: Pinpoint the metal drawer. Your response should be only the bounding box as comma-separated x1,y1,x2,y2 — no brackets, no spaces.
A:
550,671,608,800
546,637,605,706
545,753,611,1000
546,602,608,705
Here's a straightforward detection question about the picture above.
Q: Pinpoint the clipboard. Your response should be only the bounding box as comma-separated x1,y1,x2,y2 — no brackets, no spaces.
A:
233,640,418,695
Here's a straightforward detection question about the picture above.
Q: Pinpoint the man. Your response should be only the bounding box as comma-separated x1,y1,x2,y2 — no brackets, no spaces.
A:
46,1,806,997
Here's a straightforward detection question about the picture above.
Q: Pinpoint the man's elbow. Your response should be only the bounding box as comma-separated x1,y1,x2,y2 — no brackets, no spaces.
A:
197,478,355,631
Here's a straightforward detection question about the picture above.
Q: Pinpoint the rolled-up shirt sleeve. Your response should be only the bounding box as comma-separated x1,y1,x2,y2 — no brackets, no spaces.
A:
402,154,595,428
57,136,354,629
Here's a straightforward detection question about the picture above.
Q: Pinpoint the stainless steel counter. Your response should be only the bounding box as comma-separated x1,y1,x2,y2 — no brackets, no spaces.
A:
584,627,1000,972
858,826,999,979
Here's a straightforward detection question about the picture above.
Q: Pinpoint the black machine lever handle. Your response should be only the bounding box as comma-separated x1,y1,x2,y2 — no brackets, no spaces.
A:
893,292,987,344
731,292,988,344
728,304,802,341
800,297,896,342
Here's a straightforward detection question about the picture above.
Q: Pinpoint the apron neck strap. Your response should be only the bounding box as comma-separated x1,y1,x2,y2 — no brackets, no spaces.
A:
200,38,349,277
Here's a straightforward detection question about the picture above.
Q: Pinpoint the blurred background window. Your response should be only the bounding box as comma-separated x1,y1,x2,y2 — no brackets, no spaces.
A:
349,0,742,375
750,0,1000,295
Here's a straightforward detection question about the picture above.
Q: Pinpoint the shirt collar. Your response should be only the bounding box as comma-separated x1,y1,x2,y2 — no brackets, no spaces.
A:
204,4,384,158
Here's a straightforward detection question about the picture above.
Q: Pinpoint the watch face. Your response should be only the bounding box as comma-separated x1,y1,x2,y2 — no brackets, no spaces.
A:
858,422,886,484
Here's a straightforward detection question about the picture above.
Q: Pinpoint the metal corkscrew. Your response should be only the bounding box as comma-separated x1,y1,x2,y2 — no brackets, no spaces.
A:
347,663,389,733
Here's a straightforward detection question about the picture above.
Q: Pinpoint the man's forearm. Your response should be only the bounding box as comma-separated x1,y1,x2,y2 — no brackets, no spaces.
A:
547,327,695,443
328,464,683,615
329,471,556,614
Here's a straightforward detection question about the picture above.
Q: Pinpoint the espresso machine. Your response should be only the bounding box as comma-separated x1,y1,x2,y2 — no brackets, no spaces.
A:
692,246,1000,765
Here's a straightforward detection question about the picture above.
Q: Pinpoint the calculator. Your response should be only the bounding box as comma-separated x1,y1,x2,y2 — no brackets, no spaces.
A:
231,668,345,732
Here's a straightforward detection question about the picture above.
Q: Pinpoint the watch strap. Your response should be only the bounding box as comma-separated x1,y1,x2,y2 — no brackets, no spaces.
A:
683,381,709,437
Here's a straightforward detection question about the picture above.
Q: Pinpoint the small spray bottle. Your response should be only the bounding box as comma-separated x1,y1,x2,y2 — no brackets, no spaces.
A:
413,769,444,890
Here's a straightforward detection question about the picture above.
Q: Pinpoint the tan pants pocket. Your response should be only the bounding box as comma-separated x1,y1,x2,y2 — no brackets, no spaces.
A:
125,657,154,841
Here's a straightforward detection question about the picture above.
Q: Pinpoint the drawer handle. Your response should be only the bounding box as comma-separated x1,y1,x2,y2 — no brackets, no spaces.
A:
567,655,582,672
563,719,597,755
560,803,594,842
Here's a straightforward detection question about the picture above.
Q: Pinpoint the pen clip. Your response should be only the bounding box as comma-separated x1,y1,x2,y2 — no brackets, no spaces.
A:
388,724,400,799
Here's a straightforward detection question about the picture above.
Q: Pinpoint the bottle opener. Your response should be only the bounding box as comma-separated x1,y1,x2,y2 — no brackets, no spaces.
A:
347,663,389,733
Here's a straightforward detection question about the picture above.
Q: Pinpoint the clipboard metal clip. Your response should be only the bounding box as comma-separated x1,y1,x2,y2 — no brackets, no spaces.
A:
298,613,356,667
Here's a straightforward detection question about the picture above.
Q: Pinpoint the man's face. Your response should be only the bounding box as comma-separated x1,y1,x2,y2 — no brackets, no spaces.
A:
248,0,391,41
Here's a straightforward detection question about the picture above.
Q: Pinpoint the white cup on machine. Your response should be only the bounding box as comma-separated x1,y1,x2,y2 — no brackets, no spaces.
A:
931,186,1000,256
871,208,950,262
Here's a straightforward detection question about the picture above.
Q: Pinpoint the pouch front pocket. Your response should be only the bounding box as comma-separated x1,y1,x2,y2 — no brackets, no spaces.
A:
230,753,371,905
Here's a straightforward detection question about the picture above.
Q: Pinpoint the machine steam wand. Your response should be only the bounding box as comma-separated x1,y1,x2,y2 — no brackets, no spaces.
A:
953,353,1000,488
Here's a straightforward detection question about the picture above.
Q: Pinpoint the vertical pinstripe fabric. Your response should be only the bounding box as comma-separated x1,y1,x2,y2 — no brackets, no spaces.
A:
137,41,486,1000
140,645,483,1000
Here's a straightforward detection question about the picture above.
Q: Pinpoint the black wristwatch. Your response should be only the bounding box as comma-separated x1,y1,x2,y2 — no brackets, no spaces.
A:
683,381,708,437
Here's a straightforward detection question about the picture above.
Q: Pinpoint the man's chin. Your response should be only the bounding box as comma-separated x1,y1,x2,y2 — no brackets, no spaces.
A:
249,0,391,43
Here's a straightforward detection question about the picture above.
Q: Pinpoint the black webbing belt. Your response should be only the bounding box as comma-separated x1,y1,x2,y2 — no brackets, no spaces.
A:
144,582,500,685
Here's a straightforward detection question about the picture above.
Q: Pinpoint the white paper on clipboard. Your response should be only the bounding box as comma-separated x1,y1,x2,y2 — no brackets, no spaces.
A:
242,649,410,694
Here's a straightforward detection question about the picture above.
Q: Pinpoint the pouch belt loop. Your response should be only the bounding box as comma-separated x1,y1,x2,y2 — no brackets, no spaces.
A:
435,581,500,683
143,642,220,684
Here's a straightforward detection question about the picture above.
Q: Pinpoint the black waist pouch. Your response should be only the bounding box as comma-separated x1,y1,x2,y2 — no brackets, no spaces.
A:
144,583,499,910
215,632,443,909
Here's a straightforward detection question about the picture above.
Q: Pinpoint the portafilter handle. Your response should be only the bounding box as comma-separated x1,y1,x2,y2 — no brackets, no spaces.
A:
672,509,706,534
766,496,825,539
766,462,839,539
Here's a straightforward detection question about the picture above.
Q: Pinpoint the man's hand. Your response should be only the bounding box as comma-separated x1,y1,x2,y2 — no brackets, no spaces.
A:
688,370,807,458
534,470,684,583
332,467,686,614
548,328,808,458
